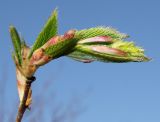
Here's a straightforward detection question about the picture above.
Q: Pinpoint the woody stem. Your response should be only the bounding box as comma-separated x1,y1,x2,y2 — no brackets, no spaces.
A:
16,76,36,122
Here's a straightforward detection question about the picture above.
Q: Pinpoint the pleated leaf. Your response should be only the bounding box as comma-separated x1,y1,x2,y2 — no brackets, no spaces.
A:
44,38,77,59
110,41,145,57
78,36,114,45
75,27,128,40
10,26,22,65
68,42,150,63
29,8,58,58
68,50,94,63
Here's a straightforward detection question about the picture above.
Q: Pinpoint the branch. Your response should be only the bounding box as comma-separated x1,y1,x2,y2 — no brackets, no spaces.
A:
9,8,150,122
16,76,36,122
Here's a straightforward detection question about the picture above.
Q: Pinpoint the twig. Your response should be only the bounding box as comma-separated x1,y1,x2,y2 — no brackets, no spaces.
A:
16,76,35,122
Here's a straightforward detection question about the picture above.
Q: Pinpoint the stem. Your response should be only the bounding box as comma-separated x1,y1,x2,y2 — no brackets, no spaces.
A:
16,76,35,122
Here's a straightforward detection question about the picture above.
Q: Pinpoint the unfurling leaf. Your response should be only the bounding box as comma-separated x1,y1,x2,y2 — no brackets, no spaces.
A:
44,30,77,58
9,26,22,65
68,30,150,63
9,8,151,121
29,8,58,58
78,36,113,44
30,30,77,66
68,45,149,63
75,27,129,40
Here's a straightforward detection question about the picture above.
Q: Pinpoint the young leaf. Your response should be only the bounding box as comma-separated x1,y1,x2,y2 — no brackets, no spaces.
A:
68,50,94,63
29,8,58,58
78,36,113,44
9,26,22,65
44,37,77,59
29,30,77,66
75,27,129,40
68,27,150,63
68,41,150,63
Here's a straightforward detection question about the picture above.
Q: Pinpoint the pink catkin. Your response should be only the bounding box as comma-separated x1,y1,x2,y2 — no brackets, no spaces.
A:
47,36,60,45
78,36,112,44
30,48,44,65
42,30,76,49
32,49,44,60
32,54,52,66
92,46,127,56
63,30,76,39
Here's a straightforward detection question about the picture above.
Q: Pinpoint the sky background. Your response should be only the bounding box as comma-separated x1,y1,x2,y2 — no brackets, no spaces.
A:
0,0,160,122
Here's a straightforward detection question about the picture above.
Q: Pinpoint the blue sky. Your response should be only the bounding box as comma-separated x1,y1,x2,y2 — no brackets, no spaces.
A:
0,0,160,122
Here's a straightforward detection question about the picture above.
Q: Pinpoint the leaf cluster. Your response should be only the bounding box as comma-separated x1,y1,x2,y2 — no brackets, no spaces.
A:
10,8,150,66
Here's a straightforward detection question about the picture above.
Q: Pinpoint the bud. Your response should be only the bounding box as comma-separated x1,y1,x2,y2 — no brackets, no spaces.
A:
64,30,76,39
43,30,77,58
42,30,76,50
30,48,52,66
68,39,150,63
42,36,60,49
29,30,77,66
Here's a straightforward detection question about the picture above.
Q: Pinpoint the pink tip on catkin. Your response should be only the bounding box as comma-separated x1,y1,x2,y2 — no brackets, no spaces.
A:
91,45,127,56
47,36,60,45
32,48,44,61
42,36,60,49
63,30,76,40
78,36,113,44
30,48,52,66
33,55,52,66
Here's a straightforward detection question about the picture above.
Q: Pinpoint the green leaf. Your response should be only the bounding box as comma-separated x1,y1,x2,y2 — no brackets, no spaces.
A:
110,41,145,57
68,44,150,63
29,8,58,58
9,26,22,65
20,37,27,48
69,28,150,63
68,50,94,63
11,52,17,64
75,27,129,40
44,38,77,59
